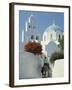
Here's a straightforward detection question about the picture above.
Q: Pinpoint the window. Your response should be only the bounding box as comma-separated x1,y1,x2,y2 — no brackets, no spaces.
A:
36,36,39,40
59,34,61,40
28,24,32,28
50,34,53,40
31,35,34,40
28,25,31,28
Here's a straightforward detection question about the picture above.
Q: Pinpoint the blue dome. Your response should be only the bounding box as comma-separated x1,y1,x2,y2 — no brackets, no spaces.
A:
45,23,63,32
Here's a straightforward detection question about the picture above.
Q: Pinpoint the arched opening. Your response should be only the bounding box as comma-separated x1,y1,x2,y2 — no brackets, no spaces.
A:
28,24,31,28
59,34,61,40
31,35,34,40
36,36,39,40
50,34,53,40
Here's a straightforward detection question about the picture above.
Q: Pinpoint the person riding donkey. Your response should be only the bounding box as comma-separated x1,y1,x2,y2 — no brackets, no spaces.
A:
41,56,52,78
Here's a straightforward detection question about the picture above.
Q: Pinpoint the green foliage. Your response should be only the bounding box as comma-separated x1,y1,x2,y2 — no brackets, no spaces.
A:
50,51,64,63
58,35,64,51
50,36,64,63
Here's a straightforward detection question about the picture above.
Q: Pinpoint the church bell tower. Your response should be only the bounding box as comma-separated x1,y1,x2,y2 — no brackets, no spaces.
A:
24,14,39,44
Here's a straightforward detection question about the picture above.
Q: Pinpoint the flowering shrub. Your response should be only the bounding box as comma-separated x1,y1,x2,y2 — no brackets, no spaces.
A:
50,51,64,63
24,41,42,55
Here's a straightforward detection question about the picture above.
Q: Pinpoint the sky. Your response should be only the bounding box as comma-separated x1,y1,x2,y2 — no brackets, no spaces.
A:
19,10,64,42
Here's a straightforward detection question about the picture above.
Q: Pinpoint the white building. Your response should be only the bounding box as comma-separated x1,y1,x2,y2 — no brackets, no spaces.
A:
19,14,64,78
41,21,63,59
22,14,40,45
21,14,63,59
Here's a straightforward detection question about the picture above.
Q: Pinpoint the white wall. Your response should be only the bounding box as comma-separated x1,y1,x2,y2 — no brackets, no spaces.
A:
19,51,43,79
52,59,64,77
0,0,72,90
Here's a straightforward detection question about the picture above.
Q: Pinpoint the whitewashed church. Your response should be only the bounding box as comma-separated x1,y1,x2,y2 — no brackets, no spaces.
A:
21,14,63,60
19,14,64,79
